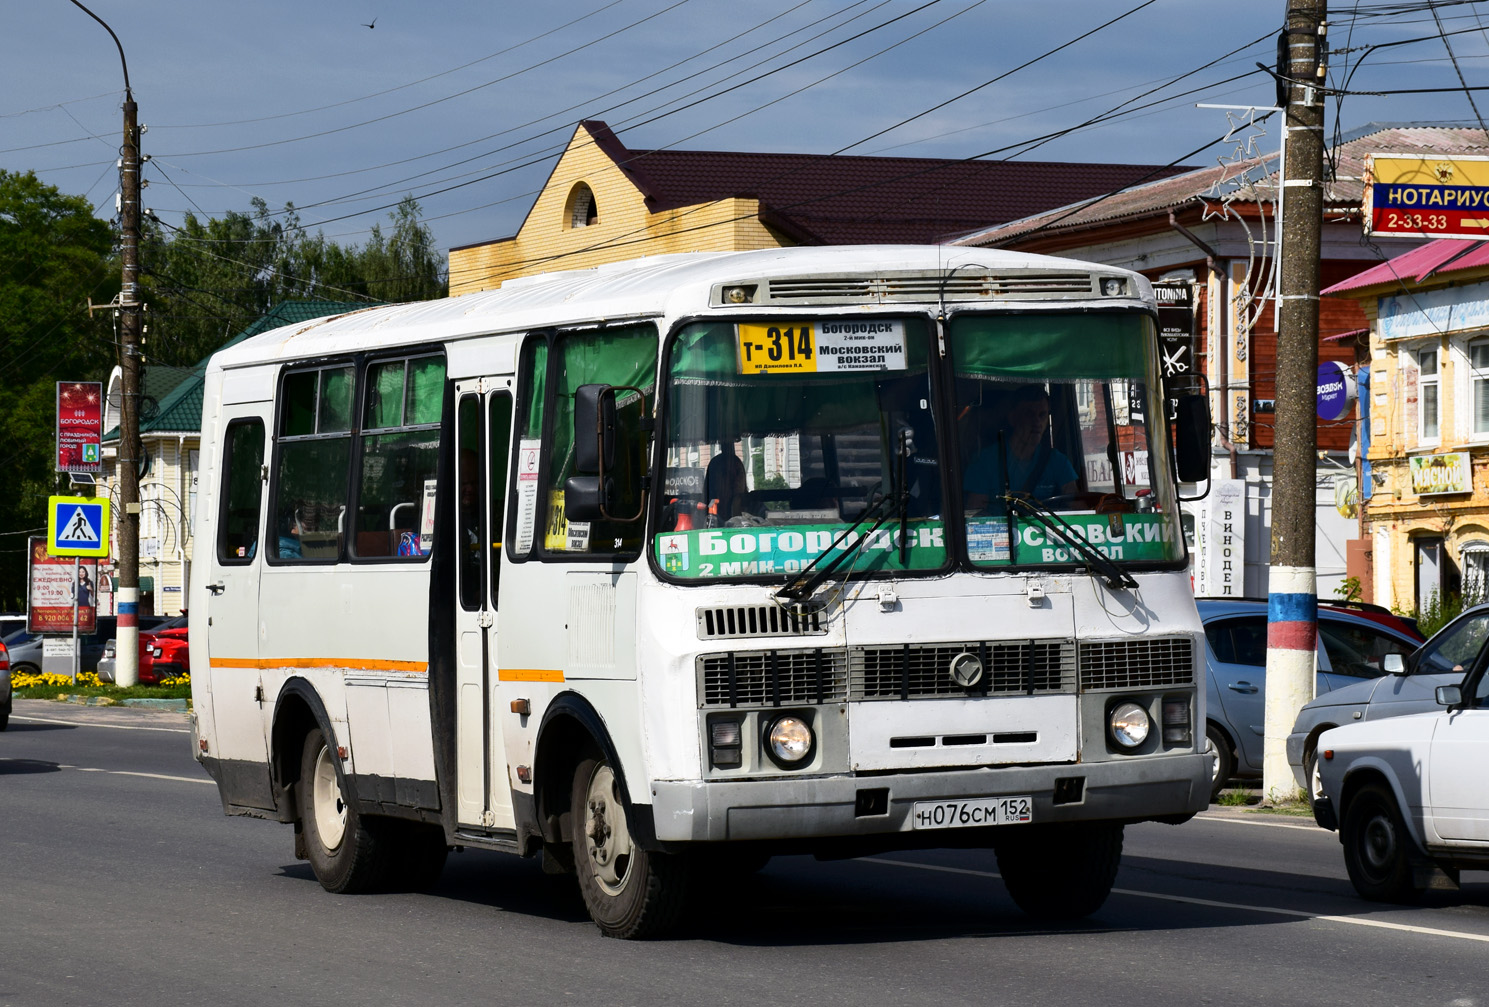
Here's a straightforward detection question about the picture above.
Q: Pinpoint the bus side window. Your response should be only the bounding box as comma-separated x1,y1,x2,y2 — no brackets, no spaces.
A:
488,391,513,605
356,354,444,560
217,419,265,563
274,365,353,562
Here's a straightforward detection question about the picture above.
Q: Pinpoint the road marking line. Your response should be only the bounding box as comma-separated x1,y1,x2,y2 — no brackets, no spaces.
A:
10,714,189,734
0,757,213,786
867,858,1489,944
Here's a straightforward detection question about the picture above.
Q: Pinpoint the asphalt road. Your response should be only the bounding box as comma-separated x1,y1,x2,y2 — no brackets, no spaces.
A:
4,698,1489,1007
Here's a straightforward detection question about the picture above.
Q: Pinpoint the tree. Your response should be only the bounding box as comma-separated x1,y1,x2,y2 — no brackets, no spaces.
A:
142,195,447,367
0,170,117,609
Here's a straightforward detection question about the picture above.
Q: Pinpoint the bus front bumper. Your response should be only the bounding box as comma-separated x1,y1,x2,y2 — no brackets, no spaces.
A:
647,753,1209,843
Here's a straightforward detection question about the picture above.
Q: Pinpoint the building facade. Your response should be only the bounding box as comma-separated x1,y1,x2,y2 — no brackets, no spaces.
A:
1324,239,1489,616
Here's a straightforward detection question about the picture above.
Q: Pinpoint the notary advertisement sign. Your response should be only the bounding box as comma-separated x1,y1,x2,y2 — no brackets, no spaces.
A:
1411,452,1472,496
26,536,98,634
56,381,103,473
1364,154,1489,240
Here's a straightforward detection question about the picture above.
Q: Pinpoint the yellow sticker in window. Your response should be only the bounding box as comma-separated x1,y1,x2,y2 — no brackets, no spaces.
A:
736,321,906,375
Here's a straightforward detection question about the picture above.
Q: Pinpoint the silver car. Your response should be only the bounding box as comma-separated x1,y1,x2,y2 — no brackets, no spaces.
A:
1288,603,1489,801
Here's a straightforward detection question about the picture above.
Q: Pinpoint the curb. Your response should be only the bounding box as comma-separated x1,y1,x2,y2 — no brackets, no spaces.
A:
53,694,190,712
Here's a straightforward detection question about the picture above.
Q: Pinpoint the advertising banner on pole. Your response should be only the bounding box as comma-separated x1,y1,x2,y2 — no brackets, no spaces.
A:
56,381,103,473
26,536,97,634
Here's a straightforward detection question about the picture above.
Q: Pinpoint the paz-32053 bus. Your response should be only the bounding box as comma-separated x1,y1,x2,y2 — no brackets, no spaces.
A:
191,245,1212,938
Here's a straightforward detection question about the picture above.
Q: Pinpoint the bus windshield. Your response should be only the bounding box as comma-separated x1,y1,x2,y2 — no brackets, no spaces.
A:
655,317,946,582
950,311,1183,570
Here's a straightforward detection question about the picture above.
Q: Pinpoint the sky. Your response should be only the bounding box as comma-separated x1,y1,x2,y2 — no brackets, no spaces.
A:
5,0,1489,259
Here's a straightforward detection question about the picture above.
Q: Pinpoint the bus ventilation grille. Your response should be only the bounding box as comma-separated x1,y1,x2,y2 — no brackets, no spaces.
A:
1078,637,1194,691
699,649,850,707
696,604,826,640
757,272,1095,304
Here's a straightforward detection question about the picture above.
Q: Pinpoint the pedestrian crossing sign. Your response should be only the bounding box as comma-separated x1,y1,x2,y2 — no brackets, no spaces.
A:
48,495,109,557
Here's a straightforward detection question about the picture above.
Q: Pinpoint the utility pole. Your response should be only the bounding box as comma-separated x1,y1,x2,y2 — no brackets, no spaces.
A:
72,0,142,686
1263,0,1326,802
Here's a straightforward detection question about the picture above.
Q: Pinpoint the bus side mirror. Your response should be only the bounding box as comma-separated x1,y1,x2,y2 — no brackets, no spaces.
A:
574,383,617,476
1173,394,1211,484
567,383,649,523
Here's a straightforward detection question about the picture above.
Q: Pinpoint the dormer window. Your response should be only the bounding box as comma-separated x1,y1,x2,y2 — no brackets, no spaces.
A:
567,183,598,229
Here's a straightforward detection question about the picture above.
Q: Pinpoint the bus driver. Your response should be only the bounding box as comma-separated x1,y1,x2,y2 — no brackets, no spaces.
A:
963,383,1078,511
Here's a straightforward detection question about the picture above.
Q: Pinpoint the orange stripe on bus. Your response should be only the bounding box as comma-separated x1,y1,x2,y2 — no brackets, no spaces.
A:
497,668,566,683
209,658,428,673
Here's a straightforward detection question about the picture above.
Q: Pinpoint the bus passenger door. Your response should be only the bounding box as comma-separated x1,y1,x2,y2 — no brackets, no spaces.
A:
203,409,274,808
453,382,515,831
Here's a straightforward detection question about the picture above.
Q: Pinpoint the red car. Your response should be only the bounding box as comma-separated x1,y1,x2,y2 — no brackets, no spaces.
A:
97,616,189,684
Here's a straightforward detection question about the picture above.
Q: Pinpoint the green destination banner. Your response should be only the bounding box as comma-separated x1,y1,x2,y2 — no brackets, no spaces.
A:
967,513,1175,565
656,521,947,579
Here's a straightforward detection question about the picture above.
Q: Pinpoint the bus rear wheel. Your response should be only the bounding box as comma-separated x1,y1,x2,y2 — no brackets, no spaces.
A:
571,754,690,939
995,822,1123,921
297,727,392,893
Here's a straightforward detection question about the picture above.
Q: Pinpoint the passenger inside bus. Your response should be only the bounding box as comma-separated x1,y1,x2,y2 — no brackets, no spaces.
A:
963,383,1079,512
277,511,304,559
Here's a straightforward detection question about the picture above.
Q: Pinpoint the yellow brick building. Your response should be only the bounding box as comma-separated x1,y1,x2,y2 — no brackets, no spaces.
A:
1325,240,1489,614
449,120,1191,296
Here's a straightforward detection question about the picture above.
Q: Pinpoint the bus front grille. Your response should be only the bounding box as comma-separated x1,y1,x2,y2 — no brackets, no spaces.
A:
697,639,1077,707
1079,637,1194,690
700,650,850,706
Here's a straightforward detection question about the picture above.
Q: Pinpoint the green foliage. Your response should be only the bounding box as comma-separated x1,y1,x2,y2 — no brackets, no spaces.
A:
1417,589,1464,640
0,170,118,609
1335,576,1363,603
0,171,447,610
143,194,446,367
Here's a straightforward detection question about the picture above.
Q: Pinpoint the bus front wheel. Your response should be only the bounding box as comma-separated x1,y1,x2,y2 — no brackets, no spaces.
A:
571,754,690,939
995,822,1123,920
297,727,391,893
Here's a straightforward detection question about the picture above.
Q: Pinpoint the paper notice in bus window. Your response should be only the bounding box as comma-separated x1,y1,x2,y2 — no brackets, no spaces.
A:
966,518,1010,563
514,439,541,554
736,320,906,375
419,479,438,553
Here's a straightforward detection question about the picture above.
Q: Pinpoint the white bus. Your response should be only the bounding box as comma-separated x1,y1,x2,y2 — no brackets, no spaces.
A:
191,245,1213,938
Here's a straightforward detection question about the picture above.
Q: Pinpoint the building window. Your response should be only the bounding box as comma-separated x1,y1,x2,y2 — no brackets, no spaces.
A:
1472,339,1489,436
1417,346,1439,443
1463,542,1489,607
566,183,598,229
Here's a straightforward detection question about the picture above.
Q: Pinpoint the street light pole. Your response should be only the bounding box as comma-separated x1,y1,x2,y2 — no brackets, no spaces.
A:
71,0,142,686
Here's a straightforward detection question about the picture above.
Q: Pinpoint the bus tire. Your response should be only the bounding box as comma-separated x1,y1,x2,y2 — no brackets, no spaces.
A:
571,753,690,939
995,822,1123,921
297,727,392,894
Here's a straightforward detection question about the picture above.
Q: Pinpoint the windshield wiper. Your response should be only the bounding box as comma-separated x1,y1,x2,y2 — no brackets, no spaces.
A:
775,490,897,603
1003,494,1138,591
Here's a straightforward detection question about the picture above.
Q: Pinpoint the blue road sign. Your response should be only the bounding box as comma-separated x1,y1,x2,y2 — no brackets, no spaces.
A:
48,495,109,557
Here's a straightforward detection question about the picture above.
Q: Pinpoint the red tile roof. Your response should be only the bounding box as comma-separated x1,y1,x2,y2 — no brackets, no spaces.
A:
578,120,1193,245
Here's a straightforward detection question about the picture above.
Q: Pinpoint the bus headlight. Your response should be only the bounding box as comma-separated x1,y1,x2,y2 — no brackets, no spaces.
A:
1108,702,1150,749
765,715,815,768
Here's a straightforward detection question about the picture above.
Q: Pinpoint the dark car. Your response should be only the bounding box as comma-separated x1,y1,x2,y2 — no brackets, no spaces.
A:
1197,598,1423,800
1,633,11,730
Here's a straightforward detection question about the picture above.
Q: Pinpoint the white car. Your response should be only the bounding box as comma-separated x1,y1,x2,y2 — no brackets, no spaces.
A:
1312,653,1489,902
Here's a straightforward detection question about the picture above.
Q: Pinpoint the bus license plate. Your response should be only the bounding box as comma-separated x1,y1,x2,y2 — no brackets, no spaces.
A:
910,796,1033,830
